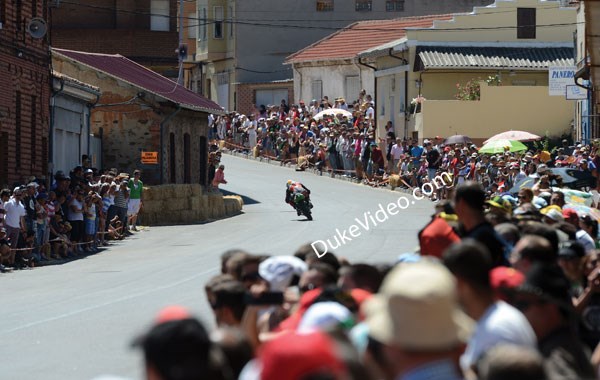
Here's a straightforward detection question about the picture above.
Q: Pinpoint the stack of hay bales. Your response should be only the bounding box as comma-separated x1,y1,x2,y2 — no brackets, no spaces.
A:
388,175,401,190
140,184,243,226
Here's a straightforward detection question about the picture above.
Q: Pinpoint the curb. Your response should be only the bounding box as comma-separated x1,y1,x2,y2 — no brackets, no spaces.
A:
223,149,414,196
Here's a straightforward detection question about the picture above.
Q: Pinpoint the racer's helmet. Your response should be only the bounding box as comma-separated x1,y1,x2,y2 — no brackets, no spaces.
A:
286,179,293,188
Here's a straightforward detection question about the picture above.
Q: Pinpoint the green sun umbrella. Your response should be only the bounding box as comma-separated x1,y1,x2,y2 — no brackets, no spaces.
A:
478,139,528,154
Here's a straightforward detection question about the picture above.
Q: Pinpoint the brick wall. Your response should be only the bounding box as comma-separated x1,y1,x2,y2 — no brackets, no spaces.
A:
0,0,51,187
236,82,294,115
54,56,209,185
51,0,180,71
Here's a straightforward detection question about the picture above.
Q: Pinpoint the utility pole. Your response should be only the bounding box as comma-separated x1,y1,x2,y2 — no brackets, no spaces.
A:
178,0,184,85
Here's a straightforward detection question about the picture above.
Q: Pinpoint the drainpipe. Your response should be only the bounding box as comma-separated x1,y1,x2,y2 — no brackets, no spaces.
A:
357,56,377,127
293,65,303,103
159,105,182,184
86,93,101,164
388,48,409,138
49,77,65,182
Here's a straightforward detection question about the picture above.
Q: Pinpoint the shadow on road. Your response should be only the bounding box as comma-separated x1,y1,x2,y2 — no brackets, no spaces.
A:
220,189,261,205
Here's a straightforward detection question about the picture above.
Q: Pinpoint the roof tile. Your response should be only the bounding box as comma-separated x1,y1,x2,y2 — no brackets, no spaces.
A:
52,48,223,114
286,15,454,64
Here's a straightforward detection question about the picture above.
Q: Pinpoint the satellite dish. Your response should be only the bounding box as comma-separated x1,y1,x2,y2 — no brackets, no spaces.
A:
27,18,47,39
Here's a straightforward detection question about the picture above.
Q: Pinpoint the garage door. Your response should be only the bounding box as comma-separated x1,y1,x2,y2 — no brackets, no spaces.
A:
255,89,288,108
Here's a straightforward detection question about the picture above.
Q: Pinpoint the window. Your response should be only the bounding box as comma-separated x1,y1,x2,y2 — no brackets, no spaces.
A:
311,80,323,102
16,91,21,168
150,0,170,32
355,0,372,11
16,0,21,30
187,13,196,39
183,133,191,184
316,0,333,11
31,95,36,164
229,6,234,38
169,133,176,183
213,6,223,39
517,8,536,39
0,0,5,25
386,0,404,11
345,76,360,103
200,8,207,40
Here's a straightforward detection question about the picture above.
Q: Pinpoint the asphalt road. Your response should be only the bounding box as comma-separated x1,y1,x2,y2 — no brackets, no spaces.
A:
0,155,434,380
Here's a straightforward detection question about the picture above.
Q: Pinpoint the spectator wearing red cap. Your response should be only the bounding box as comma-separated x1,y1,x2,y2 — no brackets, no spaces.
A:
240,331,349,380
490,266,525,302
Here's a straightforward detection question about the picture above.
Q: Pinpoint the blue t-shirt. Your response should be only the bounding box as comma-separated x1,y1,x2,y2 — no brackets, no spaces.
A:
411,145,424,164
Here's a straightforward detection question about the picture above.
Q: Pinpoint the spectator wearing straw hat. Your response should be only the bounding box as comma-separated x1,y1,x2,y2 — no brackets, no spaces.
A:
363,260,474,380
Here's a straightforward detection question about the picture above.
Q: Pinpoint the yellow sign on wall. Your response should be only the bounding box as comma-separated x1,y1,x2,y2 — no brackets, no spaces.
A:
141,151,158,164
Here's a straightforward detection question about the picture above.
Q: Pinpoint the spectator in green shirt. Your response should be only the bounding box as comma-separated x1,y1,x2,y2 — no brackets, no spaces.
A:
128,170,143,231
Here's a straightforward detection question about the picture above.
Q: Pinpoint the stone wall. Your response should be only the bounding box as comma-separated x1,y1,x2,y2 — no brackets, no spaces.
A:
140,184,243,226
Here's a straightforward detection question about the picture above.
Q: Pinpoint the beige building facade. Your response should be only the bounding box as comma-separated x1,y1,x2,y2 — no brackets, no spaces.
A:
365,0,578,143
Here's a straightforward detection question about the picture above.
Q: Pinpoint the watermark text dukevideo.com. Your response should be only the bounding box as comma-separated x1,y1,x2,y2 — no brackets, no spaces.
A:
311,172,452,257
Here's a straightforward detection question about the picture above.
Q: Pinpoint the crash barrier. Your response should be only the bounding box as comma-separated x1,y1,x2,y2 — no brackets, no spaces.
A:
140,184,243,226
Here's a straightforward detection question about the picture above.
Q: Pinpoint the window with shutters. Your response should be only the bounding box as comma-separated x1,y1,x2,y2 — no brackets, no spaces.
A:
316,0,333,12
311,80,323,102
229,6,234,38
16,0,21,30
200,8,207,40
517,8,536,39
16,91,21,168
386,0,404,11
355,0,371,12
345,76,360,104
0,0,5,25
214,6,223,39
150,0,170,31
187,13,196,39
31,95,36,164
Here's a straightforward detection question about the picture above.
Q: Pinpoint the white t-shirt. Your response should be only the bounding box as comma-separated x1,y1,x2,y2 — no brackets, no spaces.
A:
576,230,596,252
391,144,404,160
68,198,84,221
4,198,26,228
460,301,536,372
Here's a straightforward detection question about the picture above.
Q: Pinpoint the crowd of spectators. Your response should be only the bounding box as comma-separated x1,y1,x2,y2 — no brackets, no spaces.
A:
208,91,600,200
0,164,144,272
129,177,600,380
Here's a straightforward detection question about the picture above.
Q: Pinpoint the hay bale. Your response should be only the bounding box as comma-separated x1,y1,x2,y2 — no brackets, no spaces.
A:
224,196,243,214
169,198,188,211
191,184,202,196
142,200,163,214
143,187,154,201
190,196,202,211
173,185,192,198
389,175,401,190
180,210,195,224
141,212,158,226
150,185,169,200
